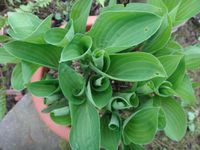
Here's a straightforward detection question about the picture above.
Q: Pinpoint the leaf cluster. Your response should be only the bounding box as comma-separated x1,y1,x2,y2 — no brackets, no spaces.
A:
1,0,200,149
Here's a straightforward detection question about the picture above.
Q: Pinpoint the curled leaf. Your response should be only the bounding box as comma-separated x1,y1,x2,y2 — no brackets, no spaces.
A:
60,34,92,62
86,75,112,109
92,50,110,72
108,113,120,131
136,81,155,95
154,81,174,97
44,21,74,47
108,92,139,110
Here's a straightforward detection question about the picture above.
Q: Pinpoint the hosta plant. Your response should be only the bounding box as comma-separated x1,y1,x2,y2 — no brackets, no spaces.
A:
1,0,200,149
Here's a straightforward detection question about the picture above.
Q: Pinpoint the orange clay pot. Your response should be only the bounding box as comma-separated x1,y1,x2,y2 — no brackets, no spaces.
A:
31,16,96,141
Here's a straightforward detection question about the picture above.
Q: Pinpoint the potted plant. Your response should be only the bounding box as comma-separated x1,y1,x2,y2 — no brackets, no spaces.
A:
1,0,200,149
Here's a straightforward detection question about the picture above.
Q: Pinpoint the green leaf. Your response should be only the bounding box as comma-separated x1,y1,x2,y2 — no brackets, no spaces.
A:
193,82,200,89
102,3,164,16
175,0,200,25
51,106,69,116
86,75,112,109
11,63,24,91
97,0,106,6
50,113,71,126
183,46,200,70
123,143,145,150
123,107,159,145
70,0,93,33
60,34,92,62
91,52,167,82
0,35,11,43
50,106,71,125
0,16,6,28
8,12,52,43
92,50,110,72
155,81,174,97
158,109,166,130
11,61,39,91
0,89,6,121
41,99,70,125
88,4,163,53
28,80,59,97
162,0,180,12
109,0,117,7
143,16,172,53
162,0,181,24
168,57,185,88
108,113,120,130
0,47,19,64
154,40,183,57
174,75,196,105
136,81,154,95
4,41,62,69
158,55,183,77
21,61,39,84
101,114,120,150
154,96,187,141
42,98,67,113
44,94,63,105
69,101,100,150
59,63,85,105
109,92,139,110
44,21,74,47
147,0,167,11
24,15,52,43
150,78,175,97
148,0,180,24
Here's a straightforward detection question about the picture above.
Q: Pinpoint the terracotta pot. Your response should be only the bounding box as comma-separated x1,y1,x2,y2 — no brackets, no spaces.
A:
31,16,97,141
